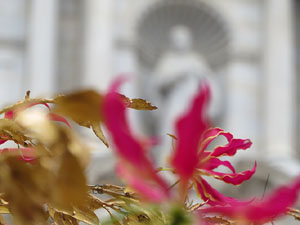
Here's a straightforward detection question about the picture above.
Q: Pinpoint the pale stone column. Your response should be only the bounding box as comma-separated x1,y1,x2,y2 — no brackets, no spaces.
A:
224,1,262,159
26,0,58,96
83,0,113,91
264,0,296,158
225,58,260,159
82,0,115,183
0,0,26,105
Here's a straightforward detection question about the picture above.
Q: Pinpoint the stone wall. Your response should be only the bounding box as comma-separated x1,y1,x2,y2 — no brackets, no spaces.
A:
0,1,298,205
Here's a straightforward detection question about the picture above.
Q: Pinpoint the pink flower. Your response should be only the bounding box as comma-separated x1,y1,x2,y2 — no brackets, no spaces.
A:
102,78,256,205
102,78,169,202
199,177,300,224
171,83,256,205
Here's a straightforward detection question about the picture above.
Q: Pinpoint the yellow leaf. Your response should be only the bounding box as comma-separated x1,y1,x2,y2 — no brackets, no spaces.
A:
119,95,157,111
72,206,101,225
54,205,101,225
53,212,79,225
53,90,103,128
65,130,90,167
51,152,88,209
0,119,29,146
0,206,9,214
91,121,109,147
128,98,157,110
0,158,50,225
86,194,104,211
16,110,58,145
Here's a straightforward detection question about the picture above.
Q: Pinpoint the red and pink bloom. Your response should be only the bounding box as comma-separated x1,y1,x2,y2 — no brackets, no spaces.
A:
1,78,299,224
102,79,256,205
102,78,300,224
199,177,300,224
170,83,256,205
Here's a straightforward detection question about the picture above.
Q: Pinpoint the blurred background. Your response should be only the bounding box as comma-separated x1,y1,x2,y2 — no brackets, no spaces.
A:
0,0,299,214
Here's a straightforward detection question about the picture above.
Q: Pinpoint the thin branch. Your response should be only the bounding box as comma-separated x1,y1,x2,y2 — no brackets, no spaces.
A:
0,98,56,115
188,200,208,212
168,180,179,190
89,185,138,200
99,184,125,191
286,211,300,221
288,208,300,214
91,195,122,213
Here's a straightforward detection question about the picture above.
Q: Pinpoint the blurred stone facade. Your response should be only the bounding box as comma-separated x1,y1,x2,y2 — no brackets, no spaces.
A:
0,0,299,214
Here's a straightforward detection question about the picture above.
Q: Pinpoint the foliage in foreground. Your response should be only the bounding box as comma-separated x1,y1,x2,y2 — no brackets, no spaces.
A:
0,78,299,225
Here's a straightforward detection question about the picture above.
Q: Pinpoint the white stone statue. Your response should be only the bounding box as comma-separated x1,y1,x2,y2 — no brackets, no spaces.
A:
148,25,220,166
153,25,209,92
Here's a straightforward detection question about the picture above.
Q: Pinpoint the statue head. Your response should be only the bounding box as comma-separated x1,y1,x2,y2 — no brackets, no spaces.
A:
169,25,193,52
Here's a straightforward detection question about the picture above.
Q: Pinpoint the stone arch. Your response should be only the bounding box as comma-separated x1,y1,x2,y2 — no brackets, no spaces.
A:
134,0,231,72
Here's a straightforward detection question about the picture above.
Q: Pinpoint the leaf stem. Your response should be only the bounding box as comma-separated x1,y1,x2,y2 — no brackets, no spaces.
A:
0,98,56,115
89,185,137,200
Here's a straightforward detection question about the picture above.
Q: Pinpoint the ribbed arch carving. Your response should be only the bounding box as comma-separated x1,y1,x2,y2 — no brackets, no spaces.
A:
135,0,230,71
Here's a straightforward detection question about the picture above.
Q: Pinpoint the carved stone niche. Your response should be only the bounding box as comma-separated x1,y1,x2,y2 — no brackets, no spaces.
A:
132,0,231,165
133,0,230,129
135,0,230,73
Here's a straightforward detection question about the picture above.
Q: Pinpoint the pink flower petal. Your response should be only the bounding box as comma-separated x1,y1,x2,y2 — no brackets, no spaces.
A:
102,78,169,202
244,177,300,223
28,102,51,111
171,84,210,182
103,81,152,169
0,139,7,145
202,162,256,185
211,138,252,157
48,112,71,128
4,110,14,119
195,177,249,206
199,128,233,153
202,157,236,174
199,177,300,224
117,163,168,202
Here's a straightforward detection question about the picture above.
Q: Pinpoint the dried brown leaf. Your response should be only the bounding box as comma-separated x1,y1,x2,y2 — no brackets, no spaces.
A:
119,95,157,111
0,206,9,214
0,119,29,145
91,122,108,147
128,98,157,110
71,206,100,225
16,111,58,145
64,130,90,167
0,158,50,225
51,153,88,209
53,90,103,128
53,206,100,225
53,212,79,225
86,194,104,211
